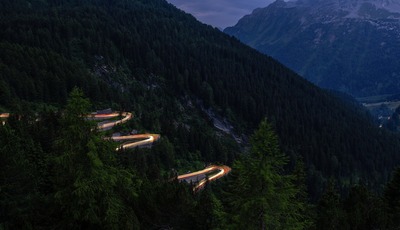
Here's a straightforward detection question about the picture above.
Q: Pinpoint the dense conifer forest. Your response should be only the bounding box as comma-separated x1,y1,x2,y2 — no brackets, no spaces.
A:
2,0,400,228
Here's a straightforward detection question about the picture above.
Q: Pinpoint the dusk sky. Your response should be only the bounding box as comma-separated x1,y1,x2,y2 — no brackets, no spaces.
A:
166,0,274,29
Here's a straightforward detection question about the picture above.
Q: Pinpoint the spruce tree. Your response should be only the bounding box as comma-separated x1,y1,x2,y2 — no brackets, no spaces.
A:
315,180,346,230
52,88,140,229
384,167,400,229
227,120,311,229
344,185,386,230
0,120,47,229
195,186,227,230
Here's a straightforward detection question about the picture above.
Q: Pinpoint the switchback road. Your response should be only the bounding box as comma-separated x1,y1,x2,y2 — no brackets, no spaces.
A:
1,111,231,191
178,165,231,191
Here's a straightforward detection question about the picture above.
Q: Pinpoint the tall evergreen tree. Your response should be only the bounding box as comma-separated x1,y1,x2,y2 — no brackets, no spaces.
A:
384,167,400,229
315,180,346,230
51,88,140,229
344,185,386,230
194,186,227,230
0,120,48,229
226,120,311,229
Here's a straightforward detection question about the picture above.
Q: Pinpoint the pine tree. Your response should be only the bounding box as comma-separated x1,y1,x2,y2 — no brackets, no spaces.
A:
0,123,44,228
344,185,386,230
315,180,346,230
195,186,227,230
384,167,400,229
51,88,140,229
226,119,311,229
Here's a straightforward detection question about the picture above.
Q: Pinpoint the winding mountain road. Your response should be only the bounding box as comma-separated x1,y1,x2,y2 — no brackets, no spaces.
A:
89,112,160,150
0,113,9,118
0,113,9,125
91,111,231,190
89,112,132,131
1,111,231,191
111,134,160,150
178,165,232,191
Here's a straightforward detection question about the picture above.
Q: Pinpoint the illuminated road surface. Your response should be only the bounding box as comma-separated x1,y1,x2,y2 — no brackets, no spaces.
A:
1,111,231,191
89,112,132,131
93,112,231,191
0,113,9,125
90,112,160,149
178,165,232,191
0,113,9,118
111,134,160,150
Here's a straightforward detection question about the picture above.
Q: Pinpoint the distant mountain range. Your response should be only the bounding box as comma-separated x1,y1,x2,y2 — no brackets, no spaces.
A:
225,0,400,97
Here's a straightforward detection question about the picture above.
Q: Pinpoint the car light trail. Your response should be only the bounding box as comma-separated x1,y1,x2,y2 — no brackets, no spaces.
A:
1,111,231,192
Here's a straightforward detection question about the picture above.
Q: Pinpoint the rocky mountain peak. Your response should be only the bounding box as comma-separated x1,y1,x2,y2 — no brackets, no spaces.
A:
275,0,400,19
225,0,400,97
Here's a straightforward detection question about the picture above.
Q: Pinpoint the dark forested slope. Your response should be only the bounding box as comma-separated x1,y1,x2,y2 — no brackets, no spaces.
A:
1,0,400,197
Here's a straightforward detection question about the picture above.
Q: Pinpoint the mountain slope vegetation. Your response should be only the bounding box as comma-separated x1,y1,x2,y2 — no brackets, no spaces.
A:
1,0,400,201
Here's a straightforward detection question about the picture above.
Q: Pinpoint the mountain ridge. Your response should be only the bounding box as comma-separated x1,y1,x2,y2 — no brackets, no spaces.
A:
225,0,400,97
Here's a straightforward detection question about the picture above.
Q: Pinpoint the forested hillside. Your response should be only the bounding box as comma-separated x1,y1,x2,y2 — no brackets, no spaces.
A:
1,0,400,197
1,0,400,228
